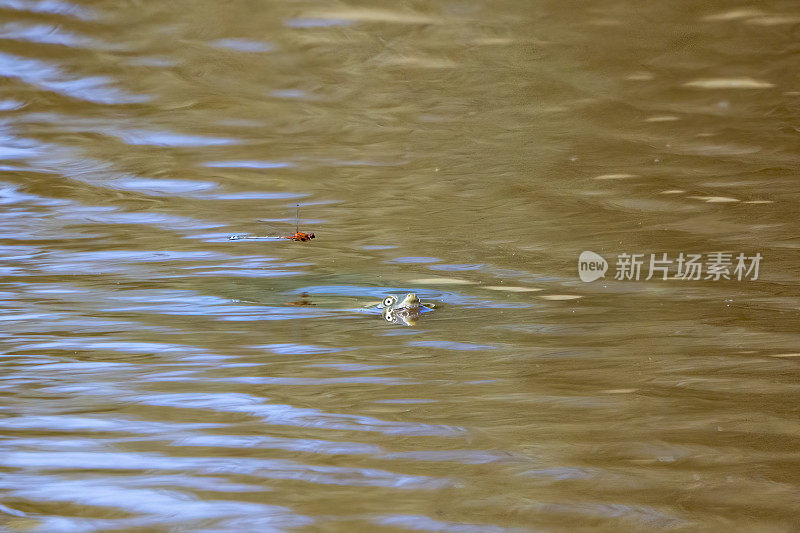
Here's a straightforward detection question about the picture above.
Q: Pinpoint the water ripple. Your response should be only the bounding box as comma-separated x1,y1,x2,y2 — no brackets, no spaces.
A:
134,393,466,437
0,0,95,20
211,38,273,53
0,451,450,489
1,476,312,530
0,22,99,48
0,0,797,529
109,129,237,147
0,51,147,104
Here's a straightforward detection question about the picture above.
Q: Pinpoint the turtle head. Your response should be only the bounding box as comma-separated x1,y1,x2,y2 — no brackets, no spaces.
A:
381,295,398,308
380,293,420,310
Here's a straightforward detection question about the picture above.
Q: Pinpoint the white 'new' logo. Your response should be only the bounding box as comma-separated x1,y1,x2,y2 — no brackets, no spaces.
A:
578,251,607,282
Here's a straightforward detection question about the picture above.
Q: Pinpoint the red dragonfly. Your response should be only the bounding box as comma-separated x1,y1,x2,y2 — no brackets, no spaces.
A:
229,204,315,242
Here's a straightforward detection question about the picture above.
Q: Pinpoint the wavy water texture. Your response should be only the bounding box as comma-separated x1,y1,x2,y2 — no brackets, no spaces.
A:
0,0,799,531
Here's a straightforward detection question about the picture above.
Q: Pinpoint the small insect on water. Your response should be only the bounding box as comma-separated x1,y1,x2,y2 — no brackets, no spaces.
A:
229,204,316,242
284,204,315,241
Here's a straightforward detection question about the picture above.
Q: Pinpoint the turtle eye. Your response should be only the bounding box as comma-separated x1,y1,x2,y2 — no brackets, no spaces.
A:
383,296,396,307
384,309,394,321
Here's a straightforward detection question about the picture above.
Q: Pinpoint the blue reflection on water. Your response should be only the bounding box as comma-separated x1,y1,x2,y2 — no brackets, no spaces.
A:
289,285,532,309
111,178,217,194
0,475,313,529
0,51,148,104
0,0,95,20
252,343,347,355
389,256,442,264
211,38,273,53
270,89,307,99
203,160,293,169
0,22,96,47
284,17,352,28
375,514,518,532
136,392,466,437
111,129,237,147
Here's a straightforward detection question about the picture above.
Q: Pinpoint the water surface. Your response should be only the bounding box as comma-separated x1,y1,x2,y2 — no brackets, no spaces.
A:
1,0,799,530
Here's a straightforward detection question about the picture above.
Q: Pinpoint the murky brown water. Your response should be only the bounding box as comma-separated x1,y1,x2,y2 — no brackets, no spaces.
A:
1,0,799,530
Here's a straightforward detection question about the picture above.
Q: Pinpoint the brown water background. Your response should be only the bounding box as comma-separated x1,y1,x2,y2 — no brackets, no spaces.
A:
1,0,799,530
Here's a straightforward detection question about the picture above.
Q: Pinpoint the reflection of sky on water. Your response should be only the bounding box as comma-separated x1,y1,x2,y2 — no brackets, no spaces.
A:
203,160,294,169
0,0,95,20
0,52,148,104
284,17,352,28
211,38,273,53
0,22,98,47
